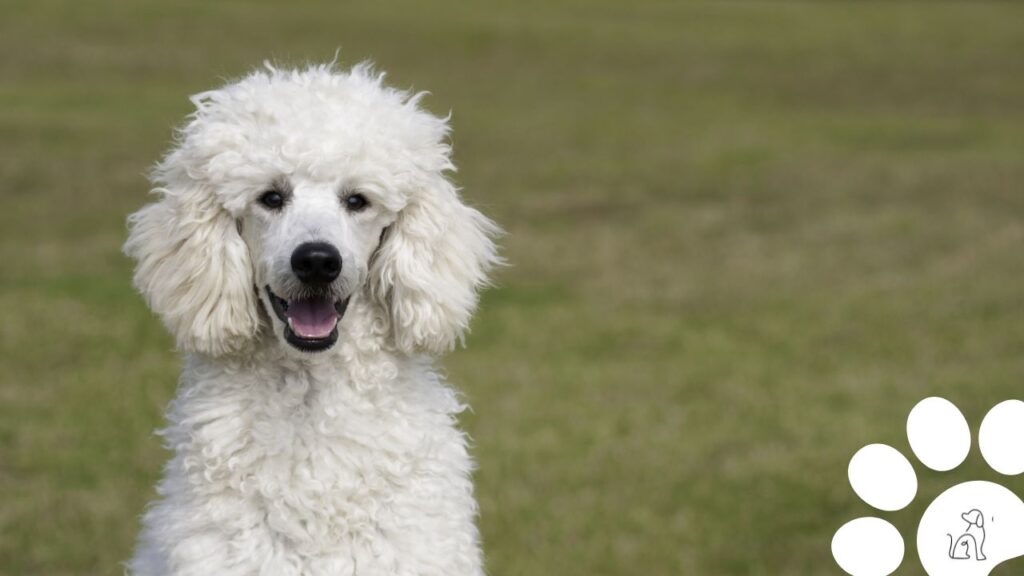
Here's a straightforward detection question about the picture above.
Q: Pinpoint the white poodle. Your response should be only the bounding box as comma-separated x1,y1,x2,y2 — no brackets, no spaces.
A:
123,63,500,576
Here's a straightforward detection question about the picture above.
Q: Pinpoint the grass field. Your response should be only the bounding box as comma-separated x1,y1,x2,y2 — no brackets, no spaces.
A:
2,1,1024,574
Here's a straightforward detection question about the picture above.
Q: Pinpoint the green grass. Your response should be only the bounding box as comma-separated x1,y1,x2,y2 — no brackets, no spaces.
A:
2,1,1024,574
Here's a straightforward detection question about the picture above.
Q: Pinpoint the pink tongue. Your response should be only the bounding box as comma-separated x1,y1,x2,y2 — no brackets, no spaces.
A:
286,298,338,339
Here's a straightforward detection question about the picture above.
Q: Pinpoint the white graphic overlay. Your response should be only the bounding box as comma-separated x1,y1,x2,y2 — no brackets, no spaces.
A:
908,397,971,472
848,444,917,511
832,398,1024,576
917,482,1024,575
979,400,1024,476
832,517,905,576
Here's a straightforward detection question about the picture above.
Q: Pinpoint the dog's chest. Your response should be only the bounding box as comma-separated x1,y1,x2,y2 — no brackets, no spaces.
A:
167,360,473,559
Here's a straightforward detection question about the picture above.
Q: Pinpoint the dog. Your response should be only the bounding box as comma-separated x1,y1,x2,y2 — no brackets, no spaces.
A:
947,509,987,561
123,63,500,576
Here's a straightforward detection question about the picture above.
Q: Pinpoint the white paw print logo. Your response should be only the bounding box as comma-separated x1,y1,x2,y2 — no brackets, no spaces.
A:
832,398,1024,576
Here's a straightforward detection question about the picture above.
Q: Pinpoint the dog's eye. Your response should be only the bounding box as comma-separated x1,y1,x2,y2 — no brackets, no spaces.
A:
259,190,285,210
345,193,369,212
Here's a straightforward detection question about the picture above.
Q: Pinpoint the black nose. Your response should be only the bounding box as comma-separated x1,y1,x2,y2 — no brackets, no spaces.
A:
291,242,342,285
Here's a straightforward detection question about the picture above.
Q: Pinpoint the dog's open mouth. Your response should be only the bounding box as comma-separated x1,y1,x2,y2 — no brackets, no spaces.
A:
266,286,350,352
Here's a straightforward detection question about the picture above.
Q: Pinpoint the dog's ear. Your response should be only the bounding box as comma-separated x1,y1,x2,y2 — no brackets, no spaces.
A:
368,173,500,354
975,512,984,527
124,180,260,356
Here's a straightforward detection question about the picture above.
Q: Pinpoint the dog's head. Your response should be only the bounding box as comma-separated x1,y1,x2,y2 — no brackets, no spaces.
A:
124,63,500,357
962,509,984,528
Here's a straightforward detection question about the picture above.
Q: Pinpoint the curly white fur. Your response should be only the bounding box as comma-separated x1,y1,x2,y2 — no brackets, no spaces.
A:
123,63,500,576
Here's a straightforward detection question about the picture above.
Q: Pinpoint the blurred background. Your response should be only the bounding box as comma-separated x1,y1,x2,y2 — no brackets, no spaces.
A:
2,1,1023,574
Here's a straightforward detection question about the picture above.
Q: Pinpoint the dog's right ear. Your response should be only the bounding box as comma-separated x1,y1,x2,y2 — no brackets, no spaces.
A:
124,179,260,357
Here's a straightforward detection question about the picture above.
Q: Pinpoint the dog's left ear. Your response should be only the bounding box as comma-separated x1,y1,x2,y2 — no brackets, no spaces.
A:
368,172,501,354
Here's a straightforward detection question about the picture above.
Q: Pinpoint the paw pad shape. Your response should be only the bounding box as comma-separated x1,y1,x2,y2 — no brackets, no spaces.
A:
832,398,1024,576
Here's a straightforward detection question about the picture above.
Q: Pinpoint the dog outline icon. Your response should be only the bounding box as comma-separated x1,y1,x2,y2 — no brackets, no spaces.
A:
947,509,987,561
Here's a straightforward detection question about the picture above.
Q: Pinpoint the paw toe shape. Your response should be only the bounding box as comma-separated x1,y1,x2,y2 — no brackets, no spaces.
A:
979,400,1024,476
832,517,904,576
